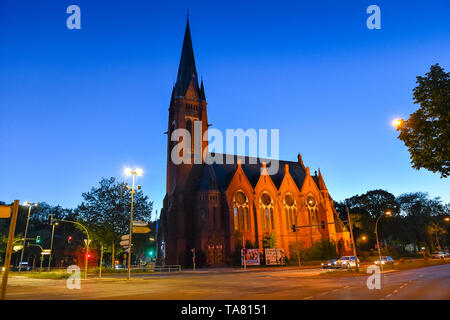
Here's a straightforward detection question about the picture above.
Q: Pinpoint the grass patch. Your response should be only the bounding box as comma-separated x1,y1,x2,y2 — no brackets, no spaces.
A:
9,271,71,279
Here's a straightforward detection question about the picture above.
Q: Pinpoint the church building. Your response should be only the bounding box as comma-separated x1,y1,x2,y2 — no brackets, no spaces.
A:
157,18,352,267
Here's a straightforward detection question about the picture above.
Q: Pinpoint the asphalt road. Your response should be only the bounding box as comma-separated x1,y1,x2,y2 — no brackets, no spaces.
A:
3,263,450,300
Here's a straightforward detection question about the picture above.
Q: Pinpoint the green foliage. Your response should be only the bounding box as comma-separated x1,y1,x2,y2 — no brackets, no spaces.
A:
397,64,450,178
262,231,277,249
75,177,153,254
304,239,338,261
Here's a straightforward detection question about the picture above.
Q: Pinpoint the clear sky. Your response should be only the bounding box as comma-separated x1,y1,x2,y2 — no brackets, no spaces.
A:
1,0,449,217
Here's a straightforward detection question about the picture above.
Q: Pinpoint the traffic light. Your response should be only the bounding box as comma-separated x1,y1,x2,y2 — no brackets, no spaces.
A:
87,252,92,259
321,221,325,229
242,248,247,255
68,236,72,244
291,224,296,232
148,249,154,257
36,236,41,243
48,214,53,225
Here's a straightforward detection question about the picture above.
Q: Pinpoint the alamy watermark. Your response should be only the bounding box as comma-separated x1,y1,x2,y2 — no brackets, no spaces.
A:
170,121,280,175
66,265,81,289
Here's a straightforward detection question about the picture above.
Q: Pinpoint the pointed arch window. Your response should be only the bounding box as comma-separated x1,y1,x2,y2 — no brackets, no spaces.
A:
233,191,249,231
284,193,296,231
306,194,319,225
260,192,274,230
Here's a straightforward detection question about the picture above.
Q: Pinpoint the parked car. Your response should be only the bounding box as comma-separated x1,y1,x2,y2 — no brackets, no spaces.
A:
321,259,338,269
374,256,394,265
335,256,360,268
431,251,446,259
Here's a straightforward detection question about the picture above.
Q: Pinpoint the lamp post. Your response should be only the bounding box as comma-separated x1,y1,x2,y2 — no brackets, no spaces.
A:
48,221,58,271
124,167,143,280
27,243,44,272
18,202,38,272
375,210,392,271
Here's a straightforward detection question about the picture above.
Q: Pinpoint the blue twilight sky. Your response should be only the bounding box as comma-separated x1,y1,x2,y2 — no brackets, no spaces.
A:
1,0,449,218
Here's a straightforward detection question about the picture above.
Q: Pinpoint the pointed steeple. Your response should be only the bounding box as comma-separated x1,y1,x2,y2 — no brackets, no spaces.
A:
317,169,328,191
175,15,199,96
200,78,206,100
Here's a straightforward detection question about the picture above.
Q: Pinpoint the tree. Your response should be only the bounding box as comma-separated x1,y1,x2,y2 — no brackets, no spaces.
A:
262,232,277,249
396,64,450,178
75,177,153,263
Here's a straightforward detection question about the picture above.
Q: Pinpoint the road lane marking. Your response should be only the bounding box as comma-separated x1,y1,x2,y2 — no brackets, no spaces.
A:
393,289,398,293
385,293,392,298
303,296,313,300
319,291,329,296
343,285,350,289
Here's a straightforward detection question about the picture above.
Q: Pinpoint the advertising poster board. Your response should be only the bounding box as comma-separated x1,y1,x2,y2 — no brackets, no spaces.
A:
241,249,260,266
265,248,286,265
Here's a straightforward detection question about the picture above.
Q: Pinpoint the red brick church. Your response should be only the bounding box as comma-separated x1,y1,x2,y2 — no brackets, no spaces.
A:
157,18,352,267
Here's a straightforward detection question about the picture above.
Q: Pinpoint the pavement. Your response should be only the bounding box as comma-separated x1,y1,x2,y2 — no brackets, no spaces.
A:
3,263,450,300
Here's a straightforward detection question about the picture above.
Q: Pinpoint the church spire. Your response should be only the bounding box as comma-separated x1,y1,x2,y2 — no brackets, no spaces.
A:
175,15,198,96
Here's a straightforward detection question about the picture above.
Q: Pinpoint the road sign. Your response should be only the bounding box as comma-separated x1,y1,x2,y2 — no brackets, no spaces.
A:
120,240,130,247
0,206,11,218
132,221,148,227
83,239,91,246
121,234,129,241
133,226,151,234
41,249,51,255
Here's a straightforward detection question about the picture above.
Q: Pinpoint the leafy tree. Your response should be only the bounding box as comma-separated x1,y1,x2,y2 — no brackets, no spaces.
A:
305,239,338,261
396,64,450,178
75,177,153,263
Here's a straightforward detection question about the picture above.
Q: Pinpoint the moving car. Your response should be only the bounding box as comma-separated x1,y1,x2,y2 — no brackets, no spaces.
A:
374,256,394,265
335,256,360,268
431,251,446,259
321,259,338,269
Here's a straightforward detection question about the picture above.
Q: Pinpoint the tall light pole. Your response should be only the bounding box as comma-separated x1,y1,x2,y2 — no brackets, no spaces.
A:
375,210,392,271
48,220,59,271
18,202,38,272
124,167,143,280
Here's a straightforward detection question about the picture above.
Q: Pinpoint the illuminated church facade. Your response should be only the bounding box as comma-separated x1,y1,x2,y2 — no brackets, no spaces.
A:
157,18,352,267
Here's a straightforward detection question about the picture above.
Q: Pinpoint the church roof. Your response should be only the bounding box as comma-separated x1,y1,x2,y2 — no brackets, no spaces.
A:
175,17,199,97
201,153,308,192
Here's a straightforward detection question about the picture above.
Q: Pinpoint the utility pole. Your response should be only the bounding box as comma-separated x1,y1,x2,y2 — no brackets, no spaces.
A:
19,202,37,272
1,200,19,300
242,236,246,271
99,244,104,278
347,207,359,272
48,220,57,271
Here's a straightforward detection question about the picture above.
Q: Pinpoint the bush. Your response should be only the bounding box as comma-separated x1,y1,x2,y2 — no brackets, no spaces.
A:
304,239,338,261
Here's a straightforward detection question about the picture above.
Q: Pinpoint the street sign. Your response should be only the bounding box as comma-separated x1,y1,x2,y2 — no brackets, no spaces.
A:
83,239,91,246
120,240,130,247
41,249,51,255
121,234,129,241
0,206,11,219
133,226,151,234
132,221,148,227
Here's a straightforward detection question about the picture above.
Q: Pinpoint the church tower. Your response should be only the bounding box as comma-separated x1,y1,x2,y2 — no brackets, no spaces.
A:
163,16,208,265
166,16,208,195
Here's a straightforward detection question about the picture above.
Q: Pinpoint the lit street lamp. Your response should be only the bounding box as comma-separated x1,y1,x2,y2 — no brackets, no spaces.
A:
18,202,38,272
48,218,59,271
375,210,392,271
124,167,143,280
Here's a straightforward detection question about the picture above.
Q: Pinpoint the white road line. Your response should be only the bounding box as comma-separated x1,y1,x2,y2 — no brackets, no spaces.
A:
393,289,398,293
386,293,392,298
319,291,329,296
303,296,313,300
343,285,350,289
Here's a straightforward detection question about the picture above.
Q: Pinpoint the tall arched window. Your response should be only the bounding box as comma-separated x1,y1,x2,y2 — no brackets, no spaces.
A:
233,191,249,231
306,194,319,225
260,192,274,230
284,193,296,231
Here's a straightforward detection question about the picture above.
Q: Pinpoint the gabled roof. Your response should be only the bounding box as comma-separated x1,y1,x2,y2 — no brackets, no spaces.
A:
202,153,307,192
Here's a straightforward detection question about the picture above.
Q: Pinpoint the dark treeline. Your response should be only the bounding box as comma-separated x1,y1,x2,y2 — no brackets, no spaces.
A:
0,177,154,268
335,190,450,257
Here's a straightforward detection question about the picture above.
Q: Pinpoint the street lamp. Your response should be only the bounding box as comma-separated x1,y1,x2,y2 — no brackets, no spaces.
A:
375,210,392,271
124,167,143,280
18,202,38,272
48,220,59,271
392,119,403,127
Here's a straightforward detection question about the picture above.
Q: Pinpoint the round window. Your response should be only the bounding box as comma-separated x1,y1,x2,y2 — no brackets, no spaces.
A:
235,191,247,205
261,193,272,206
285,194,295,207
306,195,316,207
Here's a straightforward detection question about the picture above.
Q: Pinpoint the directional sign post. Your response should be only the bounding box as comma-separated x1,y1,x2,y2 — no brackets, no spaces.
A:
1,200,19,300
0,206,11,219
132,221,148,227
133,226,151,234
